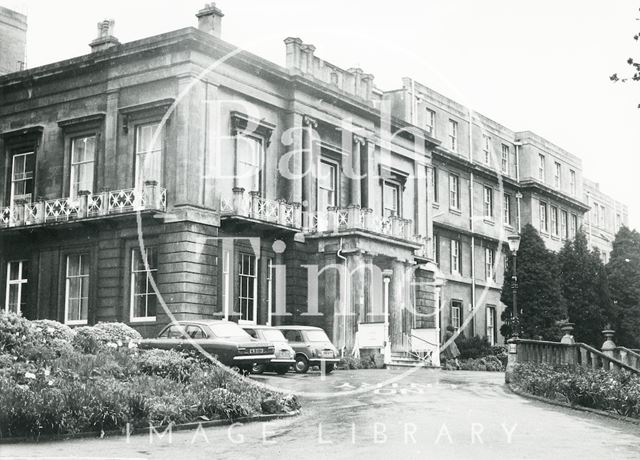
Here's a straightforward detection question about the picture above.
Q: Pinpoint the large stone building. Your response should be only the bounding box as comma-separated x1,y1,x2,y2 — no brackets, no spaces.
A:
0,6,27,75
0,5,629,358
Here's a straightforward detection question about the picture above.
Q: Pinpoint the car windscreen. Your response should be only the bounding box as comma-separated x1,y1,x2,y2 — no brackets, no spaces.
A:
209,323,251,338
304,330,330,342
261,329,287,342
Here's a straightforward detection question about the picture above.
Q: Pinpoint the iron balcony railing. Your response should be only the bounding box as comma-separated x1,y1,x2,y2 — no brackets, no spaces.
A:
0,183,166,228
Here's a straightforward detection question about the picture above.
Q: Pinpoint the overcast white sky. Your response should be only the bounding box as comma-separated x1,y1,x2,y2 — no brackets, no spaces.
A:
3,0,639,230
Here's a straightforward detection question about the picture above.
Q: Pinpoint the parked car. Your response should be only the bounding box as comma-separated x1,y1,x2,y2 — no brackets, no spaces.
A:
241,325,296,375
275,325,340,374
139,320,275,372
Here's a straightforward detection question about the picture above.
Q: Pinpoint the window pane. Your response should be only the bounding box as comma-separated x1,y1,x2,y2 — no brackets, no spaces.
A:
7,284,19,313
236,135,261,192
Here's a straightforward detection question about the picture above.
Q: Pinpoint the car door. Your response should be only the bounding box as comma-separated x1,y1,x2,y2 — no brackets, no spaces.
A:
282,329,305,355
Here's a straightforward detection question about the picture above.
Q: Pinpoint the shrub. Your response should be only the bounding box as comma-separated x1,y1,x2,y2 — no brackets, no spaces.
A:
0,313,33,355
134,349,202,382
511,363,640,419
456,335,493,360
72,322,141,354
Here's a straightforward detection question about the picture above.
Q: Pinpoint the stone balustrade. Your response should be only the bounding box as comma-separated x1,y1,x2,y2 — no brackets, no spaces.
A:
0,182,167,228
219,187,302,229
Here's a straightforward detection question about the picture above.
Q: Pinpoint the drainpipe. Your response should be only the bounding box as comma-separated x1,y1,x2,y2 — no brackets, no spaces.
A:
337,238,348,357
468,108,476,337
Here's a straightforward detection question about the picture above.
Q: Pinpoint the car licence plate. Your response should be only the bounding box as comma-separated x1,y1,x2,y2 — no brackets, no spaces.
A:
249,348,264,354
320,350,333,358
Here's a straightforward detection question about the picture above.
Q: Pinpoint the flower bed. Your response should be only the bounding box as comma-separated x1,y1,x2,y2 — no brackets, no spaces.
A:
0,313,300,439
510,362,640,419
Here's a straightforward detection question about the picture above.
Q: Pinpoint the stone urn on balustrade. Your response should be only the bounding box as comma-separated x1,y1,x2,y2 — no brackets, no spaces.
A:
558,321,575,345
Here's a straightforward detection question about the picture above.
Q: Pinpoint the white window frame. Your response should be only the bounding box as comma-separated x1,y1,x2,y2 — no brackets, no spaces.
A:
238,253,258,325
570,169,576,196
561,210,568,239
64,254,89,325
482,135,491,164
5,260,28,314
135,122,163,190
599,204,606,228
425,108,435,136
383,180,401,218
501,144,509,174
449,174,460,210
483,186,493,219
570,214,578,238
450,239,461,275
70,135,96,200
554,162,561,189
538,154,546,182
551,206,559,236
10,152,34,207
448,119,458,152
130,247,158,323
451,301,462,331
486,306,496,346
503,193,512,226
485,247,495,281
539,201,548,233
318,158,338,212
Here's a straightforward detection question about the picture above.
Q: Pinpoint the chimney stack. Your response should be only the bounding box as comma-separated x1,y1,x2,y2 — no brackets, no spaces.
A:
196,3,224,38
89,19,119,52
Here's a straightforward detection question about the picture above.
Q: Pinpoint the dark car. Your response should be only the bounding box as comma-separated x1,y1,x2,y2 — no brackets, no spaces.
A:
139,320,275,372
241,325,296,375
275,325,340,374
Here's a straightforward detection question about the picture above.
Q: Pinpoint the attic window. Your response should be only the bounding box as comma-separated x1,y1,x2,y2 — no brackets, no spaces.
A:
330,72,339,85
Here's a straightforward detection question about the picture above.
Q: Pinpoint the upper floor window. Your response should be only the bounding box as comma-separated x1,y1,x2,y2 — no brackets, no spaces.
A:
433,233,440,266
482,135,491,164
538,154,546,182
616,213,622,230
483,186,493,219
485,247,495,281
430,167,439,203
383,181,401,218
135,123,163,189
539,201,548,233
592,202,600,226
318,159,337,212
570,169,576,196
65,254,89,325
5,260,28,315
561,210,568,239
70,135,96,199
503,193,512,226
451,239,461,274
551,206,559,236
449,174,460,210
425,109,436,136
9,152,35,207
448,120,458,152
501,145,509,174
554,162,561,189
130,247,158,322
599,204,606,227
570,214,578,238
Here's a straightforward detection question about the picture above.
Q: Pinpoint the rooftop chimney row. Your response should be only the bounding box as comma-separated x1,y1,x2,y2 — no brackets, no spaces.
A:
89,19,120,52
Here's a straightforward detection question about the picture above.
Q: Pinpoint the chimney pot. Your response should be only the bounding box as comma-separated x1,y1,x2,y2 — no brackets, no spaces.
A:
196,2,224,38
89,19,120,52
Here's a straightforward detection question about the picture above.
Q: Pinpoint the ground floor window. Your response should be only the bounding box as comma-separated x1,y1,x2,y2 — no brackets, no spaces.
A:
486,305,497,346
238,253,257,323
5,260,28,314
130,247,158,322
451,300,462,331
65,254,89,325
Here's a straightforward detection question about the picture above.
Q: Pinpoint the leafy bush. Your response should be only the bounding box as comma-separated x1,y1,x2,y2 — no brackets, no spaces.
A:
456,335,493,360
511,363,640,419
72,322,141,354
0,314,299,439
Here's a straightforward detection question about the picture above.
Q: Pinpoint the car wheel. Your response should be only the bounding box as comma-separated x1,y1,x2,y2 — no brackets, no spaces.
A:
252,363,266,374
323,363,335,374
275,365,290,375
294,356,309,373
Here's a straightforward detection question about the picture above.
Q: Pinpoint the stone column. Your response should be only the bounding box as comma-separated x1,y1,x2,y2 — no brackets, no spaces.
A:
302,115,318,229
350,135,364,206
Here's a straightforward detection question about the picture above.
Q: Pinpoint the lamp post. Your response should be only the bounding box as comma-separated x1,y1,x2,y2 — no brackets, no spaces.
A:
507,234,521,337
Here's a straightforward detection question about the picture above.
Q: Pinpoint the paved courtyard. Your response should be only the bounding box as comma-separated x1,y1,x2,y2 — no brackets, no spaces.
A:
2,369,640,459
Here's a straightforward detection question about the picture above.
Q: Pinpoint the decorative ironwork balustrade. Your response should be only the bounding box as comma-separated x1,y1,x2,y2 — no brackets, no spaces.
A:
0,183,166,229
219,187,302,229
